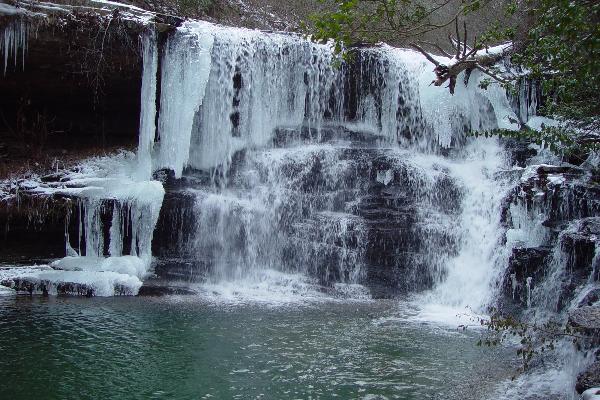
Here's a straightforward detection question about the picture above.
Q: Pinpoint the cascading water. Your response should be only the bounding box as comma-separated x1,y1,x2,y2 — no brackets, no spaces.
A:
8,9,591,399
413,138,515,322
2,18,525,303
133,21,523,304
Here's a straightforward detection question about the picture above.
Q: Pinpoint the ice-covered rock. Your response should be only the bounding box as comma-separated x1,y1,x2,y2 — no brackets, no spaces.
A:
583,387,600,400
1,269,142,296
51,256,147,279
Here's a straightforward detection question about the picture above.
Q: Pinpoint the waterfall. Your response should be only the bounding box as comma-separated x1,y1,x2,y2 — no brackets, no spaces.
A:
3,18,524,301
154,22,214,178
141,25,521,301
185,23,340,174
411,138,515,322
141,25,520,177
137,30,159,181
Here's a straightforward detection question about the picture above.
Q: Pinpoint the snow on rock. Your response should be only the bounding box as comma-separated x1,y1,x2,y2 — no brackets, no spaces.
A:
0,257,148,297
2,269,143,296
0,265,52,295
0,151,164,297
526,115,560,131
583,388,600,400
51,256,147,279
395,46,520,147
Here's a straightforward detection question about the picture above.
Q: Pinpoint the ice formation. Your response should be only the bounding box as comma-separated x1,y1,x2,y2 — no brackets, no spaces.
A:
154,22,214,178
3,16,525,300
2,152,164,296
136,24,521,177
1,17,28,74
137,30,159,181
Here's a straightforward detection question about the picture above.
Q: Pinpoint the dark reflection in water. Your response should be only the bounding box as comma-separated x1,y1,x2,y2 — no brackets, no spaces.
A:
0,296,512,399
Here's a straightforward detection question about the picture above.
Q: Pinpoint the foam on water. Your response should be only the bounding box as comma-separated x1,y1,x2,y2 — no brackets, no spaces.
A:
191,269,371,306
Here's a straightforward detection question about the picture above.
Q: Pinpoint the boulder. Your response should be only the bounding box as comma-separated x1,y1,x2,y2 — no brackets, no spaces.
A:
569,306,600,337
499,246,551,310
580,289,600,307
582,388,600,400
138,283,198,296
578,363,600,394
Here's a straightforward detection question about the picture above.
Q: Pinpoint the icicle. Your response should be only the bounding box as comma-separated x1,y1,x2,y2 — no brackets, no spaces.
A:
184,23,340,173
136,30,159,181
78,200,83,255
526,276,533,307
64,206,79,257
155,22,214,178
511,273,517,300
83,198,105,257
1,17,28,75
108,203,123,256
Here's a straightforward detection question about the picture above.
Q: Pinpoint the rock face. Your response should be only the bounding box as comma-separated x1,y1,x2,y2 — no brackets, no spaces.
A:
2,276,135,296
497,159,600,313
499,246,551,311
148,125,462,297
569,306,600,338
580,290,600,308
578,363,600,394
137,282,198,296
0,194,76,262
0,1,187,178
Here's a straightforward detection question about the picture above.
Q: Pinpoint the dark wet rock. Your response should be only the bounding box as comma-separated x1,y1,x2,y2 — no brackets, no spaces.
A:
272,126,384,148
561,232,598,279
138,283,198,296
0,195,75,261
536,165,586,176
149,128,462,295
577,361,600,394
509,247,551,280
505,164,600,231
1,277,133,296
151,191,198,259
569,306,600,337
0,3,152,169
501,138,537,167
498,246,551,311
580,289,600,307
152,259,209,282
560,218,600,283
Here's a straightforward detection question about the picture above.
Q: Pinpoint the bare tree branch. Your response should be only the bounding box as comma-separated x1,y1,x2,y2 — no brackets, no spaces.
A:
475,64,510,84
454,18,461,59
416,41,453,58
409,43,440,66
462,21,468,58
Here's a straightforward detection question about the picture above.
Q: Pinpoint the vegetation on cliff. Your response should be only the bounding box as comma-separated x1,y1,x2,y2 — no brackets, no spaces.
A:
308,0,600,156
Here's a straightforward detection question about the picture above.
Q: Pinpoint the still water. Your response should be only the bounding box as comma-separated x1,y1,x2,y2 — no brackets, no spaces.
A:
0,295,513,399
